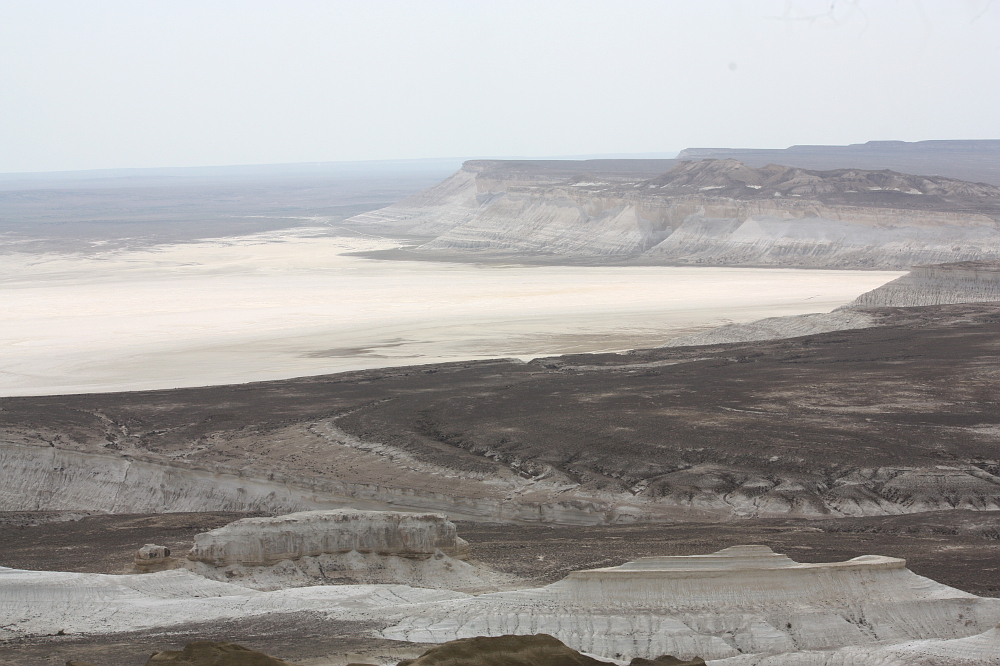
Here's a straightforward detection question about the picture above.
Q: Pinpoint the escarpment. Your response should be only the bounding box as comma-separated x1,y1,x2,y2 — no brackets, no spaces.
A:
844,260,1000,308
349,158,1000,269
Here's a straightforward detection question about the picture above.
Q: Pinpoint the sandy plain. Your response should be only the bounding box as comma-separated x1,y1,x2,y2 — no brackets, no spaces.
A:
0,228,902,396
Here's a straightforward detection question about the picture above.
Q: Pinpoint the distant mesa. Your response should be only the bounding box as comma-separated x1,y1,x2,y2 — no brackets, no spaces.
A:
347,141,1000,269
675,139,1000,186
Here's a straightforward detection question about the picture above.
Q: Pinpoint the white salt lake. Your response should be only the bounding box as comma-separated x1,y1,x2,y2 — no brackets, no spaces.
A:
0,229,904,396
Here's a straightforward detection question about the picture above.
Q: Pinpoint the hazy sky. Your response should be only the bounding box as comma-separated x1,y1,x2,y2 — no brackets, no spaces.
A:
1,1,998,173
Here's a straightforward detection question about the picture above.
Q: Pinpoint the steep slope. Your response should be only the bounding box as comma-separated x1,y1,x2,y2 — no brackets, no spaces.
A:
349,159,1000,269
845,260,1000,308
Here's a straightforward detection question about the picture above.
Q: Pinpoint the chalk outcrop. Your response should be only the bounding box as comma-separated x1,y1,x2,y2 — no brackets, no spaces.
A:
662,310,877,347
383,545,1000,662
5,546,1000,665
187,510,469,566
182,509,509,592
348,159,1000,269
844,260,1000,308
713,624,1000,665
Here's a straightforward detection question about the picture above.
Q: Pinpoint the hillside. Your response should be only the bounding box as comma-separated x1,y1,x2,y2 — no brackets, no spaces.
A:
3,302,1000,524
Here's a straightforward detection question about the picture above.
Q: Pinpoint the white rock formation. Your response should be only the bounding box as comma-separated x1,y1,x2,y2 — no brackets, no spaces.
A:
6,441,1000,525
346,164,498,236
182,510,510,592
188,510,469,566
4,545,1000,665
844,260,1000,308
382,545,1000,662
134,543,174,572
0,565,467,640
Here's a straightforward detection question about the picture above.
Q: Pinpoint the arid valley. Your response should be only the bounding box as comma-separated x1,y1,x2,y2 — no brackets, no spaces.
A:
1,138,999,666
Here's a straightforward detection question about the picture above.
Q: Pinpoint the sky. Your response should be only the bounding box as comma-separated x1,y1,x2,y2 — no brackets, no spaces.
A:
1,0,998,173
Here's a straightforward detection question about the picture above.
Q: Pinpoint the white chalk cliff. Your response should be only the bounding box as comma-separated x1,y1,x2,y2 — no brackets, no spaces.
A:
382,545,1000,662
844,260,1000,308
3,545,999,665
350,159,1000,269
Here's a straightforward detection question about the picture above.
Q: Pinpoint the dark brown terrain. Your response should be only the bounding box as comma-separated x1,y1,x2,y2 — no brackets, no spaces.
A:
3,303,1000,522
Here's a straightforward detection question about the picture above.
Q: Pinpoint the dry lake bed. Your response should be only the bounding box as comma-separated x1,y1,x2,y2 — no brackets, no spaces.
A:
0,228,902,396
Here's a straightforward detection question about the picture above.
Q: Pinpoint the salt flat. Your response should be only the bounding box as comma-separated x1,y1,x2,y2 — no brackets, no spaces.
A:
0,228,902,396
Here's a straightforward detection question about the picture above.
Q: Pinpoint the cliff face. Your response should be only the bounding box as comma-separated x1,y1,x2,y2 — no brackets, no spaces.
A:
845,260,1000,308
349,159,1000,269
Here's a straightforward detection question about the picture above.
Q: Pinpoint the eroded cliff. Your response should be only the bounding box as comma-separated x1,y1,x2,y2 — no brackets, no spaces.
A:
349,159,1000,269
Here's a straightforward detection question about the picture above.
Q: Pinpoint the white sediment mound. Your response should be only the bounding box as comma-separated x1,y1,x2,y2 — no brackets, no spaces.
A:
382,545,1000,662
0,565,467,640
184,509,510,592
4,545,999,665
